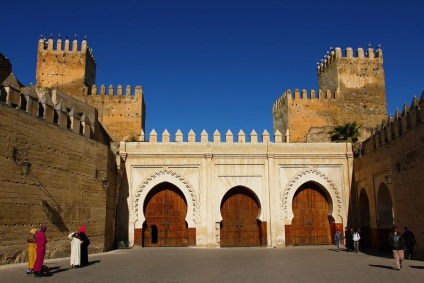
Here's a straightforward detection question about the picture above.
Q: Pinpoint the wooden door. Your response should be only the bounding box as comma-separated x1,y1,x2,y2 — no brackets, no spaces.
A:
290,183,331,245
220,187,260,247
143,183,188,247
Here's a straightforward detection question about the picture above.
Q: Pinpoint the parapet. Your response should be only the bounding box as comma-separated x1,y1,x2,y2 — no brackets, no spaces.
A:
362,92,424,154
141,129,286,143
0,80,103,142
317,46,383,74
90,84,143,97
273,89,338,111
37,34,95,63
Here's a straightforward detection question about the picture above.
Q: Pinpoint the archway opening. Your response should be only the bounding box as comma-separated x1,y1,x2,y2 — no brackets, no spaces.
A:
358,189,371,249
220,186,264,247
288,182,332,245
377,184,393,251
142,182,189,247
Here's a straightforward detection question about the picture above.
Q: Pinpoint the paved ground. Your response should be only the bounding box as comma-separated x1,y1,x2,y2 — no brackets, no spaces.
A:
0,246,423,283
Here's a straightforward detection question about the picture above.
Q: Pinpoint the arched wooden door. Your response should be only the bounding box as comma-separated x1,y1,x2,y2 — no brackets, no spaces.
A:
290,183,331,245
220,187,260,247
143,182,188,247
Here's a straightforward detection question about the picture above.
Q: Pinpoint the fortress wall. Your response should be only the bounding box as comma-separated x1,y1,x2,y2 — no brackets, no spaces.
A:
0,102,117,265
354,98,424,258
86,84,145,141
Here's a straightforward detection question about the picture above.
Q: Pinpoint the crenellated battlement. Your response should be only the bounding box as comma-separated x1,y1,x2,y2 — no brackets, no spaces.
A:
317,46,383,74
90,84,143,97
37,34,95,61
272,89,338,111
139,129,285,143
362,92,424,154
0,74,103,142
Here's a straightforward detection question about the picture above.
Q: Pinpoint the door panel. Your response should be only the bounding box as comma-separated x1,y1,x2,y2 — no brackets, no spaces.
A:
291,183,331,245
143,183,188,247
220,187,260,247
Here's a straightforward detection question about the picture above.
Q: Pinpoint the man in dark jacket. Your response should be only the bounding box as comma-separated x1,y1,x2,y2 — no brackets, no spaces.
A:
389,225,405,270
403,227,416,259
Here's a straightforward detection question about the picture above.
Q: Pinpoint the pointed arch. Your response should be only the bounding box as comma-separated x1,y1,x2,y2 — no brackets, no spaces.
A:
133,170,197,228
282,169,343,224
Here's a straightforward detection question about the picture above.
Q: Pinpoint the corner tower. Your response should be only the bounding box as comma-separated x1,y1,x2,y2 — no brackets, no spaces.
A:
317,47,387,128
36,35,96,97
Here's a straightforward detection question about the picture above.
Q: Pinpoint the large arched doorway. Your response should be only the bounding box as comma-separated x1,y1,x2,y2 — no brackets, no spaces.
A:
289,182,332,245
142,182,188,247
358,189,371,249
377,184,393,251
220,186,262,247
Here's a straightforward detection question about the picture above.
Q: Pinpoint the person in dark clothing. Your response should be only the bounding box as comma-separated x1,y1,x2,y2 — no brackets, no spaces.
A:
344,227,353,252
78,226,90,266
403,227,416,259
389,225,405,271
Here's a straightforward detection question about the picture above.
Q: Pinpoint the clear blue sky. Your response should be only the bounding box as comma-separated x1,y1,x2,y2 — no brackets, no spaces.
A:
2,0,424,141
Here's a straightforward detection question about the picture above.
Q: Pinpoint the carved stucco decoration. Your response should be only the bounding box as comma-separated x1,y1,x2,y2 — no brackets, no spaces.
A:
281,168,344,223
132,169,198,227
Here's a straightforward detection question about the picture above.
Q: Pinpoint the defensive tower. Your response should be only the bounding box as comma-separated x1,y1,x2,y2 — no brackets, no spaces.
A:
36,34,96,97
318,46,387,128
35,34,145,142
273,46,387,143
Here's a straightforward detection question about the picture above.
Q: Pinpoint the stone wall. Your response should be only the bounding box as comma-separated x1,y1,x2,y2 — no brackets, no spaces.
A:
353,95,424,259
0,102,117,265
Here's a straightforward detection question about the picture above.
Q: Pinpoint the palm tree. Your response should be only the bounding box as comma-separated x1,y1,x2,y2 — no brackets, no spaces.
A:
329,122,361,142
329,122,362,157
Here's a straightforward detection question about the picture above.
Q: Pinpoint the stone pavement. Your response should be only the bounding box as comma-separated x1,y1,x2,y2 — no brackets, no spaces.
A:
0,246,423,283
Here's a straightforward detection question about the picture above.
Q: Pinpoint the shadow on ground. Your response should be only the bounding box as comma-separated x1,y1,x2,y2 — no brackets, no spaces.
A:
369,264,395,270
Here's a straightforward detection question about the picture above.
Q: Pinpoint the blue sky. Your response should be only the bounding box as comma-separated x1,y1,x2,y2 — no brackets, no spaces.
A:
2,0,424,141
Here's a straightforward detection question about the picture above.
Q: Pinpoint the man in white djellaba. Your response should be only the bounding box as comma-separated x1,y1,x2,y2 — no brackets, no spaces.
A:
68,231,83,268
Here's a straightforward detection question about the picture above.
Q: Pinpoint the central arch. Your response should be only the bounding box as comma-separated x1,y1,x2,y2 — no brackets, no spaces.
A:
289,182,332,245
220,186,262,247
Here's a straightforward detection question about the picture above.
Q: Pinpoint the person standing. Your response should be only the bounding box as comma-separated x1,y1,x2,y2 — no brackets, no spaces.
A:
33,225,48,277
353,229,361,253
78,226,90,266
26,228,37,274
344,227,351,252
68,230,82,268
389,225,405,271
334,229,342,252
403,227,416,259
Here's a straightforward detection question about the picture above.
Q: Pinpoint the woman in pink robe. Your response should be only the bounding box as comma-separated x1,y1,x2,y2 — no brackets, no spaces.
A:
33,225,47,277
